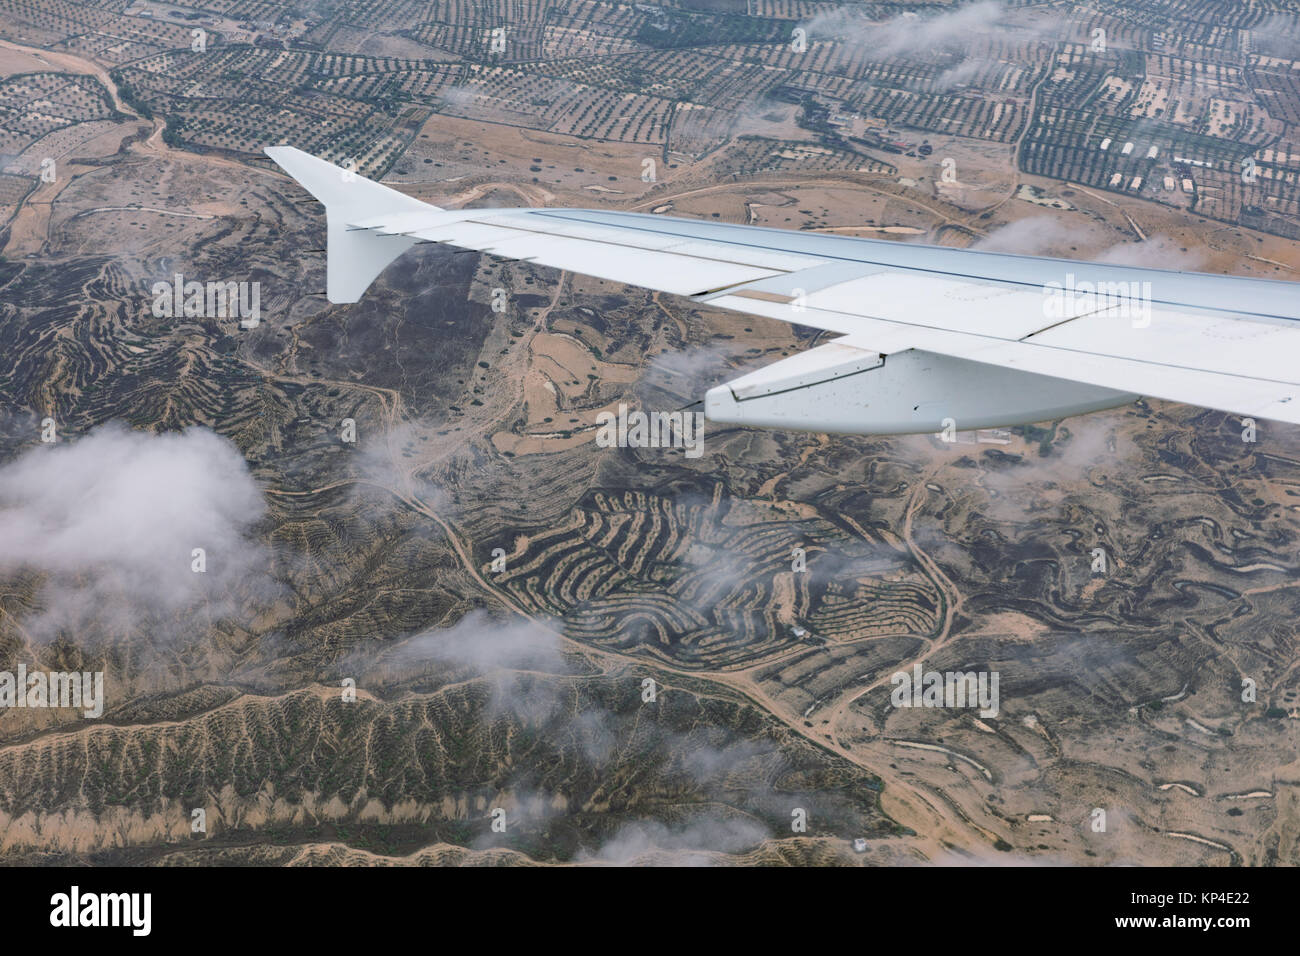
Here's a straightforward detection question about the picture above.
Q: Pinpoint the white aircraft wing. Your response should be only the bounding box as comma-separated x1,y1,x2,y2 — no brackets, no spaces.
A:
266,146,1300,435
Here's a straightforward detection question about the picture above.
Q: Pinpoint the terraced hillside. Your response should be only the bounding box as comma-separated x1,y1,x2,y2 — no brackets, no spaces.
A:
486,487,941,668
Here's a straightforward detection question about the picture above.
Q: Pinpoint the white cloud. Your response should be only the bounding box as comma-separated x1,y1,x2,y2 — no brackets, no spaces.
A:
578,816,770,864
391,608,562,672
804,2,1006,57
935,58,989,91
0,423,272,641
1092,235,1208,272
974,216,1078,255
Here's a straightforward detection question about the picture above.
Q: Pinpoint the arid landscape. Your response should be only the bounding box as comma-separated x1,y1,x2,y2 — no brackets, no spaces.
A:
0,0,1298,867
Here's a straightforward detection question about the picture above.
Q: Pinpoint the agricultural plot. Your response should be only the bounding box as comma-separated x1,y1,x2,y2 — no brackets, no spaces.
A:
0,70,113,155
0,0,1287,238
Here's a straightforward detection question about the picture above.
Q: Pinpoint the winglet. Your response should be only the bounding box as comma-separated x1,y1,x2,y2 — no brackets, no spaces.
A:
265,146,435,302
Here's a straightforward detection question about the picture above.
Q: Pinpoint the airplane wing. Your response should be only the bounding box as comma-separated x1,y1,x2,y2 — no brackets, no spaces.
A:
266,146,1300,435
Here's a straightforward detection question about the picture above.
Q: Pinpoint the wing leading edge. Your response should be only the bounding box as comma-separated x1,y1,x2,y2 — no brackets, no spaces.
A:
266,146,1300,431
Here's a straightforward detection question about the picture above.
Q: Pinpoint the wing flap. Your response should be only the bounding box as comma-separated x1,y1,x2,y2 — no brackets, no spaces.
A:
707,293,1300,425
945,334,1300,425
1025,306,1300,384
809,271,1092,339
